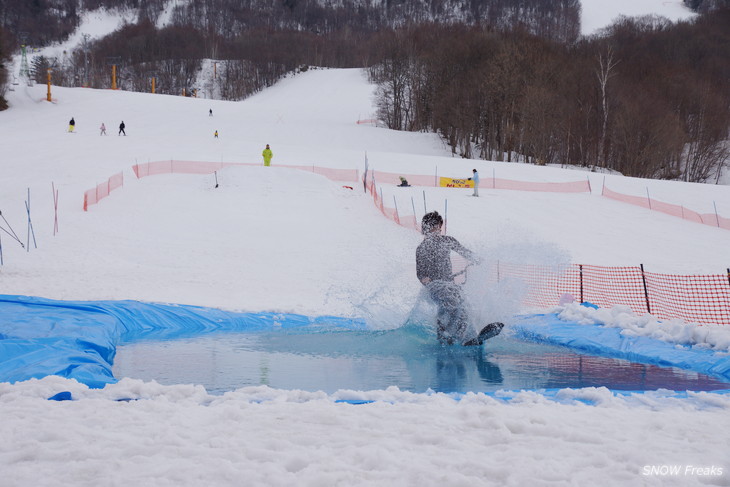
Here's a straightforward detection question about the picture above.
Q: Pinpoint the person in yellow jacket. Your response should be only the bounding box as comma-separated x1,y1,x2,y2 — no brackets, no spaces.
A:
262,144,273,166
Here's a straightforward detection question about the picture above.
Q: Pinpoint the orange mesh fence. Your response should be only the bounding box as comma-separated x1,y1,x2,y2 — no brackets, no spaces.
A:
368,178,730,324
602,184,730,231
489,263,730,325
643,271,730,325
485,261,581,310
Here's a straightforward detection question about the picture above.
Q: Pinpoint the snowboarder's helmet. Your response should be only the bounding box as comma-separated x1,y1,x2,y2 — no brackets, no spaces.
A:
421,211,443,234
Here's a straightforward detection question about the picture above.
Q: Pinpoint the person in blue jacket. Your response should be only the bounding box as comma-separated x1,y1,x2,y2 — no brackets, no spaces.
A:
468,168,479,197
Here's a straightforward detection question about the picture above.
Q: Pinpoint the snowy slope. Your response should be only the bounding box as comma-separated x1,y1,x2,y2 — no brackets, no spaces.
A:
0,67,728,487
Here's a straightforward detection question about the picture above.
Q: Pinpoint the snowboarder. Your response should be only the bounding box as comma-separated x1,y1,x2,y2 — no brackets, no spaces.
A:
416,211,502,345
468,169,479,197
68,117,75,133
209,109,213,116
214,130,218,138
118,121,126,136
100,123,107,136
398,177,411,187
262,144,273,167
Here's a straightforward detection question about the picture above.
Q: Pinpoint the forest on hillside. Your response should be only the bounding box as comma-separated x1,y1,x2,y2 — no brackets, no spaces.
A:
0,0,728,181
370,13,730,182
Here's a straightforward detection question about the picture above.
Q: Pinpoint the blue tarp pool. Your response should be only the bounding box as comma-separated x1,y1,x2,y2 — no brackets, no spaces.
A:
1,294,729,394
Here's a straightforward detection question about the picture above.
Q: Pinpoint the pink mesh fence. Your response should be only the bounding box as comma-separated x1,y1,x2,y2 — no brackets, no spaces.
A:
602,184,730,230
131,160,360,183
83,171,123,211
369,169,591,193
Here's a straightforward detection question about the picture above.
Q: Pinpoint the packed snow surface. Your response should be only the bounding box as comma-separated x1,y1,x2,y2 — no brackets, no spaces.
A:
0,1,727,482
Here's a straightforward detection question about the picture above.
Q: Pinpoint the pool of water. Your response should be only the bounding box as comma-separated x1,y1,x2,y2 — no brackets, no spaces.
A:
112,325,730,395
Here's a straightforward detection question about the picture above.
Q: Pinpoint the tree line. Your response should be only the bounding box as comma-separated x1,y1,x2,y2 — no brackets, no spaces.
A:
370,10,730,182
2,0,582,100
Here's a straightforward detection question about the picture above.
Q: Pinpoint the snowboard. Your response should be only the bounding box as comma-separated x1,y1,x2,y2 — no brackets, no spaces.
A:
462,322,504,346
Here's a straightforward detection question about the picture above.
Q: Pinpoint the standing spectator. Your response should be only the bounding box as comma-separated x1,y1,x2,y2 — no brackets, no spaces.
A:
68,117,75,133
119,121,126,136
100,123,107,136
262,144,273,167
468,169,479,197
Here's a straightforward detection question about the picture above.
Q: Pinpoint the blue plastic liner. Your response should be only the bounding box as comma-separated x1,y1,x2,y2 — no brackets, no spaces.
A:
0,294,366,388
511,313,730,382
2,294,729,390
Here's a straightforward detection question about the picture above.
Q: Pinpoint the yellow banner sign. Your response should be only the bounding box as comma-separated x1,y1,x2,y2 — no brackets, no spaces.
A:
439,177,474,188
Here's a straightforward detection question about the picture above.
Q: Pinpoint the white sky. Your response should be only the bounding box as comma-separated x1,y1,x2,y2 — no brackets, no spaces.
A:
580,0,697,35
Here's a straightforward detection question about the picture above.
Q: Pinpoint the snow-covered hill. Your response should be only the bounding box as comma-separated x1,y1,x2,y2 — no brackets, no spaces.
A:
0,66,729,487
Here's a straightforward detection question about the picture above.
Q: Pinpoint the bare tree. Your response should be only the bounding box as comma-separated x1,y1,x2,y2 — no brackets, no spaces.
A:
595,46,619,171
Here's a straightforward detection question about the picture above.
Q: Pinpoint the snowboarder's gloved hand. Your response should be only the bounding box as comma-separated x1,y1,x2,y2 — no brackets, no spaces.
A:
467,178,472,181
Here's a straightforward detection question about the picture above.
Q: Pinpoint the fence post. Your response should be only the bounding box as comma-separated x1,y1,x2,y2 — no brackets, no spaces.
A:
423,190,427,214
411,197,418,231
393,195,400,225
444,199,448,234
646,188,652,210
52,182,59,235
579,264,584,304
714,201,720,227
640,263,651,314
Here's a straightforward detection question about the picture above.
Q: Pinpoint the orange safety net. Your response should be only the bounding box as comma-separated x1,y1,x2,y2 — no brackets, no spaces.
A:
484,262,730,325
368,179,730,325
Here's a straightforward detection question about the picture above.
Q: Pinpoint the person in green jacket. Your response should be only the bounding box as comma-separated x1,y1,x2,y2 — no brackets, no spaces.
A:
262,144,273,166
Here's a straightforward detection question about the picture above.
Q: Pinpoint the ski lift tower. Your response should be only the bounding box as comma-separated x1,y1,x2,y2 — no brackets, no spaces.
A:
106,56,121,90
81,34,90,87
45,59,57,102
18,32,31,85
145,72,157,94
